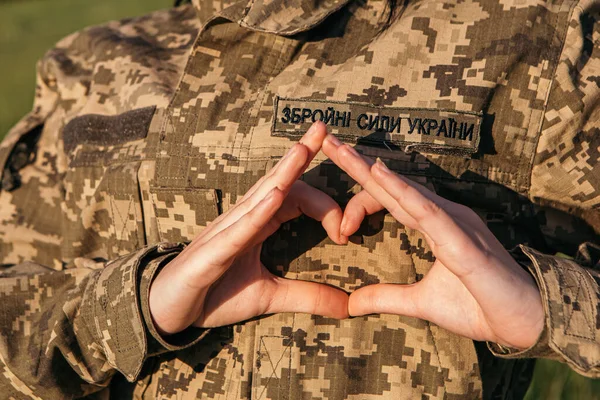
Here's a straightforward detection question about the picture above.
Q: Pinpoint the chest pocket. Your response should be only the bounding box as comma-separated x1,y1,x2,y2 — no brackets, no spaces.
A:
61,107,156,261
61,107,225,259
147,186,220,243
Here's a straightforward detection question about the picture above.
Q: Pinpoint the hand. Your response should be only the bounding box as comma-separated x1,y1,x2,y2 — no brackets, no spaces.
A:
149,122,349,335
323,135,544,350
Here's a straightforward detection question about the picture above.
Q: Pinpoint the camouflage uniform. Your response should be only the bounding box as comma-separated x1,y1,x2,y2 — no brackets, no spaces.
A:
0,0,598,398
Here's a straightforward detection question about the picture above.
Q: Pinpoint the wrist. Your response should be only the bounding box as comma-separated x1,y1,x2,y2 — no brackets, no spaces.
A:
148,247,212,336
140,245,212,355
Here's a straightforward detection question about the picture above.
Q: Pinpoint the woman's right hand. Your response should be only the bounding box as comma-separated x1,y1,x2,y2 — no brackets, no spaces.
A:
148,121,350,335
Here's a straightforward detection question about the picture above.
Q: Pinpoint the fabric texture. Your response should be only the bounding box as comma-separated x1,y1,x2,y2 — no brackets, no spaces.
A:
0,0,598,398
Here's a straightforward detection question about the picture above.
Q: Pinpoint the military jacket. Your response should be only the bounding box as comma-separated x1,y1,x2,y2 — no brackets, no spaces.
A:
0,0,599,398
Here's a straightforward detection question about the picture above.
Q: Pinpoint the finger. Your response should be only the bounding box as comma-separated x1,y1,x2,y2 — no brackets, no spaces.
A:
291,182,345,244
184,188,285,282
340,190,384,237
201,123,328,243
322,133,372,169
298,120,328,168
274,181,347,244
324,135,448,206
370,159,472,252
241,121,327,202
343,191,437,251
266,277,349,319
254,120,327,197
369,159,503,285
322,135,420,230
193,143,310,248
253,181,347,245
369,161,542,322
348,283,421,318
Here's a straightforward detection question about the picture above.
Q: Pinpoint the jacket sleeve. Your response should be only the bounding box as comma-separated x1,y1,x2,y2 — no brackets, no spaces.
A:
0,34,207,400
0,244,208,399
487,0,600,378
488,245,600,378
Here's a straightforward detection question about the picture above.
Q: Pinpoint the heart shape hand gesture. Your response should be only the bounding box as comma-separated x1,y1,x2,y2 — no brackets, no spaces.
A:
149,121,544,350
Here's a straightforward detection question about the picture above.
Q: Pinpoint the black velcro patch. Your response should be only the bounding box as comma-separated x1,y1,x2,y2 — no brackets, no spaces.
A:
63,106,156,153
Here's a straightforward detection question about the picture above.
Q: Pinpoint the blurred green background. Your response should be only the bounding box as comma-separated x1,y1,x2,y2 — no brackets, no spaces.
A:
0,0,599,399
0,0,167,136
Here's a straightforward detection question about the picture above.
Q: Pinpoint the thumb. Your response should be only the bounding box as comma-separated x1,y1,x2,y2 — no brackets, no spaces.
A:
253,180,347,246
348,283,422,318
266,277,349,319
340,190,384,237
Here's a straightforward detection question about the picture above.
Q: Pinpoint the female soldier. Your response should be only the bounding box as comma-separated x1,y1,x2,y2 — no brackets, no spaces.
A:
0,0,597,398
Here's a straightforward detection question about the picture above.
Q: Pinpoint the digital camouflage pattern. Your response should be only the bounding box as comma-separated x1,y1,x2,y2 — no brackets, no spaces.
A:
0,0,598,398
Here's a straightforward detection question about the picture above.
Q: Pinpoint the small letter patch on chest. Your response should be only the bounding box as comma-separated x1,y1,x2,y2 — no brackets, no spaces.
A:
272,96,483,155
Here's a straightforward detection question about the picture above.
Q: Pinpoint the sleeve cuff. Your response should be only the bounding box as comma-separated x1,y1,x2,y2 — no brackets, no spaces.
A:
488,245,600,378
82,242,209,382
139,244,211,357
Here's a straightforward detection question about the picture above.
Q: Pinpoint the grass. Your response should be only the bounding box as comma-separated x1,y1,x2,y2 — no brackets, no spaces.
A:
525,359,600,400
0,0,167,137
1,1,599,398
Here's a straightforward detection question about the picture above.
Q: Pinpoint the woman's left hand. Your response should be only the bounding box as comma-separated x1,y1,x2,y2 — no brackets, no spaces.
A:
322,134,545,350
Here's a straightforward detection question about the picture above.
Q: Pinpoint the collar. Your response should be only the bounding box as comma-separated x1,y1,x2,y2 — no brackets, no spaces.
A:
192,0,354,35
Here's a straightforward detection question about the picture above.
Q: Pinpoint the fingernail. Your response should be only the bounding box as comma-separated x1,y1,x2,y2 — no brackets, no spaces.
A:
326,134,342,147
299,122,320,145
307,121,321,136
375,157,391,173
340,216,348,236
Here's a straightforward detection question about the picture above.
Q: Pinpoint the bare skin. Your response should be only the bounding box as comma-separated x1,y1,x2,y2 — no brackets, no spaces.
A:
150,121,544,351
321,134,544,350
149,122,350,334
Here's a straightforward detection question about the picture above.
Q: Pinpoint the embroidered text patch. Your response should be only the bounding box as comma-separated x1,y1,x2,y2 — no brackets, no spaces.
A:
272,97,483,155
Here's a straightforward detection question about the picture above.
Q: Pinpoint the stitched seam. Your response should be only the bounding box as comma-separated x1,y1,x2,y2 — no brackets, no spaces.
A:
150,187,215,193
107,174,136,256
113,262,139,354
232,7,285,164
246,34,286,160
563,273,581,333
150,193,165,242
273,131,479,154
528,250,600,367
89,270,104,348
256,335,291,400
525,0,581,191
426,323,447,397
288,252,298,400
117,197,135,253
107,179,119,259
225,326,244,400
154,28,203,187
68,141,154,167
558,265,595,339
68,146,534,187
133,176,146,247
240,0,257,26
